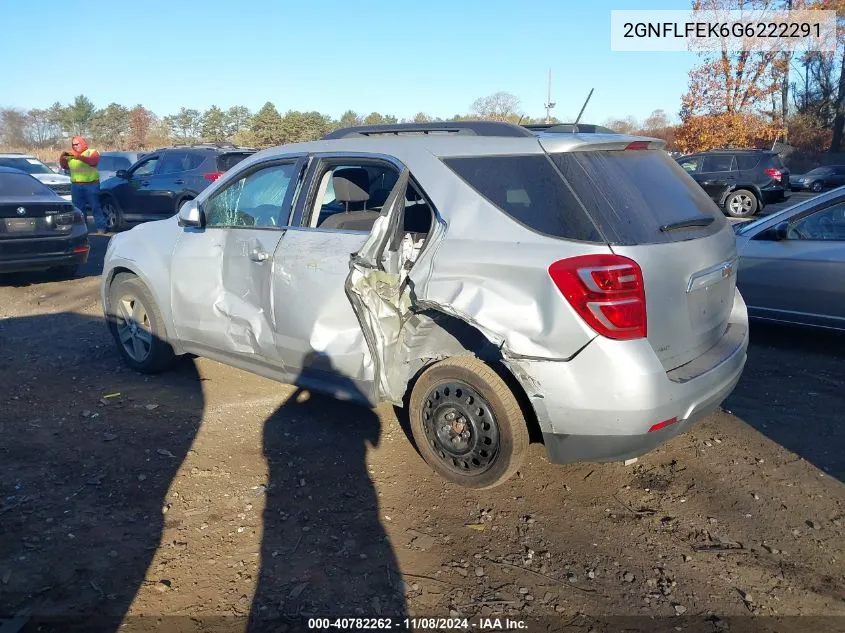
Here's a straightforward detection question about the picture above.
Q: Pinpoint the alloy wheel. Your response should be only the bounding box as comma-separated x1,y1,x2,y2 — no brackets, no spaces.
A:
115,294,153,362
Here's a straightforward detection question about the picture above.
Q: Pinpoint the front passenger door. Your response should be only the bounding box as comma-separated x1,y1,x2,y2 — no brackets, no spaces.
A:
170,157,306,363
116,155,159,221
699,154,738,203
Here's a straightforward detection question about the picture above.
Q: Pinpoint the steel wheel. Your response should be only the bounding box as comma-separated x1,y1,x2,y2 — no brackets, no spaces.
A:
422,380,500,474
115,294,153,363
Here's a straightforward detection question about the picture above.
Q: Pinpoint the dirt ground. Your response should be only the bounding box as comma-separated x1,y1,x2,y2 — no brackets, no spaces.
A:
1,234,844,633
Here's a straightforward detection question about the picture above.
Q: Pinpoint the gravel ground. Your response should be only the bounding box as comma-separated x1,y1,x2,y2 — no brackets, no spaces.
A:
0,229,843,633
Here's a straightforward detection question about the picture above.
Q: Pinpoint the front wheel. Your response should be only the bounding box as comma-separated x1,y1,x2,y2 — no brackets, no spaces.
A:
106,273,176,373
811,181,823,193
724,190,758,218
409,356,529,489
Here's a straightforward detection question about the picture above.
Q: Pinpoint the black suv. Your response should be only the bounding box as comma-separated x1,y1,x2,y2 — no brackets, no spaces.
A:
99,143,255,230
677,149,790,218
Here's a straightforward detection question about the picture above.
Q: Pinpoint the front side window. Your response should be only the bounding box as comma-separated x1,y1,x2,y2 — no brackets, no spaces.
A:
204,162,299,228
679,157,701,173
132,157,159,177
788,203,845,241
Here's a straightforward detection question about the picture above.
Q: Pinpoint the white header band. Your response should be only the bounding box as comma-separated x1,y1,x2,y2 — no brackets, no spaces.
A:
610,10,837,52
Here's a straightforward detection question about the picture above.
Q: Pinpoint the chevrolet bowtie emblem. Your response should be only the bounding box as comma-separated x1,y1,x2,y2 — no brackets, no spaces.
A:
16,207,26,216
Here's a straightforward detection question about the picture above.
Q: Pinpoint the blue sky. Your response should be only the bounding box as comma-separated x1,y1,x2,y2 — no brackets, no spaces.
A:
0,0,697,125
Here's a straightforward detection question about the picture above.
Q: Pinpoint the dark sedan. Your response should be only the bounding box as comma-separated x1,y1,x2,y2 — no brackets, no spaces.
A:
0,167,89,278
789,165,845,192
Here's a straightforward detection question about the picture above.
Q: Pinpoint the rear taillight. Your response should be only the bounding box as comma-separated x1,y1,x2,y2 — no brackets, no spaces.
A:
625,141,651,150
72,209,85,225
204,171,224,182
764,167,782,182
548,254,647,340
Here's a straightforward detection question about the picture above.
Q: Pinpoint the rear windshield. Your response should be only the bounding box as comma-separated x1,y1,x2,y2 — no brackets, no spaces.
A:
550,150,726,244
217,152,254,171
0,157,53,175
442,155,603,242
0,172,53,196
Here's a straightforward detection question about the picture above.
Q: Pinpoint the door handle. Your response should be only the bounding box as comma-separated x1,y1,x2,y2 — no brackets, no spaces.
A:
249,248,270,263
174,179,184,185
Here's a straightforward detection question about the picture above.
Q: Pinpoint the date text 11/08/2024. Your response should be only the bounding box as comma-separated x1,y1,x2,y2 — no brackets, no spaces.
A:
307,617,529,630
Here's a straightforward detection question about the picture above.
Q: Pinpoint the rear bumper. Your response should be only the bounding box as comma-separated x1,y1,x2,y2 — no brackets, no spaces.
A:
0,233,89,273
761,185,790,202
508,290,749,465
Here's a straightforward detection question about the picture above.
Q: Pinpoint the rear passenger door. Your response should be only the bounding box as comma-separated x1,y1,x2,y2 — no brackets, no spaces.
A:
270,153,409,401
699,154,738,203
145,150,190,217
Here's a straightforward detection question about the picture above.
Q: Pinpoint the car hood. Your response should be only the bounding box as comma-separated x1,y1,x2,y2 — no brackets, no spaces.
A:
31,173,71,185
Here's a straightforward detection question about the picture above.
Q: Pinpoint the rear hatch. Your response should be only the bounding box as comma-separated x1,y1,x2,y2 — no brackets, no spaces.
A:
217,151,255,172
765,153,789,188
0,196,77,239
543,141,737,371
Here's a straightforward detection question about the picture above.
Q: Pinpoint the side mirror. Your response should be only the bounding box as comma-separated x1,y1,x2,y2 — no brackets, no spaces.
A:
177,199,203,228
116,169,129,179
773,221,789,241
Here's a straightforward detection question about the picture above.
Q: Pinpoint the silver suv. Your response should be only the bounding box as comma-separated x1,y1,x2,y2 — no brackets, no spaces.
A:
100,122,749,489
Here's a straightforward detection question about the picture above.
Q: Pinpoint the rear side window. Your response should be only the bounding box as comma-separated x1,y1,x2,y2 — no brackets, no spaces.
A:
157,151,188,175
736,154,761,170
184,153,206,170
442,155,602,242
550,150,727,245
767,154,786,170
702,154,736,172
217,152,254,171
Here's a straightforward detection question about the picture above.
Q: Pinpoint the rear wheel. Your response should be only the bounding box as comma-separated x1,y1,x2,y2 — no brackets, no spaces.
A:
107,273,176,373
409,356,529,489
724,189,758,218
101,197,124,231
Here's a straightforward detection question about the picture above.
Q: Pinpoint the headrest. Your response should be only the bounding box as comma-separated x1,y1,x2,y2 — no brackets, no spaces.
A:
332,168,369,203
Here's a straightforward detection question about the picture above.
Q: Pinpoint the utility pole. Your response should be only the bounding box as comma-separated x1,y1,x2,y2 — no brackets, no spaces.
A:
544,69,556,124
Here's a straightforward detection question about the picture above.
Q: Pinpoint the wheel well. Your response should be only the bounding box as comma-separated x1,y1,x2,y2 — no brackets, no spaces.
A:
103,267,136,306
401,310,544,444
175,194,195,210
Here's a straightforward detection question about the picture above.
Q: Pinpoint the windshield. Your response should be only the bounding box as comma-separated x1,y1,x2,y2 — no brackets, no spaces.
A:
0,172,53,196
0,157,53,175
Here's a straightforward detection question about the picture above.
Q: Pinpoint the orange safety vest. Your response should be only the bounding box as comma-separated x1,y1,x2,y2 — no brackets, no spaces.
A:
67,149,99,184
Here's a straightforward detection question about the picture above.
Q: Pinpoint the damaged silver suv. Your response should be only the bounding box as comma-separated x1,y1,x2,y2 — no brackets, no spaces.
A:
101,121,749,489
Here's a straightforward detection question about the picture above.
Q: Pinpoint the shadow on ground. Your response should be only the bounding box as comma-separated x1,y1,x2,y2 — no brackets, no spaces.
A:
725,321,845,482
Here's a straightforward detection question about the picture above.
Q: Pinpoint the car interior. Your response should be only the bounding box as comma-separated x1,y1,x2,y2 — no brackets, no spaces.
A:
307,163,433,239
788,203,845,241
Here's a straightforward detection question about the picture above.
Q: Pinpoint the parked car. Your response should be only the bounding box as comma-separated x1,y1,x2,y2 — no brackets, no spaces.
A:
45,161,66,175
0,153,72,201
677,149,790,218
0,167,89,277
98,151,148,181
788,165,845,192
100,121,748,489
98,143,255,231
734,187,845,330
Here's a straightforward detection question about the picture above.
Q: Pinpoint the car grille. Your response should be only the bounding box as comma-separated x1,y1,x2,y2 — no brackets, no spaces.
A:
47,183,72,196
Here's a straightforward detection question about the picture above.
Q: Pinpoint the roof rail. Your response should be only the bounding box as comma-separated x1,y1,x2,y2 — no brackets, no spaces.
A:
323,121,536,140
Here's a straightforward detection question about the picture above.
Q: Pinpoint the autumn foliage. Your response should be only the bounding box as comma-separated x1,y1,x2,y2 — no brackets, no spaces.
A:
675,112,783,153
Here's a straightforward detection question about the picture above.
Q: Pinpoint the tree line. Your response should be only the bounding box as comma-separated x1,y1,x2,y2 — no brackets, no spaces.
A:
672,0,845,155
0,92,569,152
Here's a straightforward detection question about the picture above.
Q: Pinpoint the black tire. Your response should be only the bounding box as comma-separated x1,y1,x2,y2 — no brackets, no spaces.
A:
409,356,529,489
175,197,194,213
724,189,758,218
811,181,823,193
101,196,124,231
106,273,176,373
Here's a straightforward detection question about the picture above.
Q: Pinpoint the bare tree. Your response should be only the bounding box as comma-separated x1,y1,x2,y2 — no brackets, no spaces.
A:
470,92,522,121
